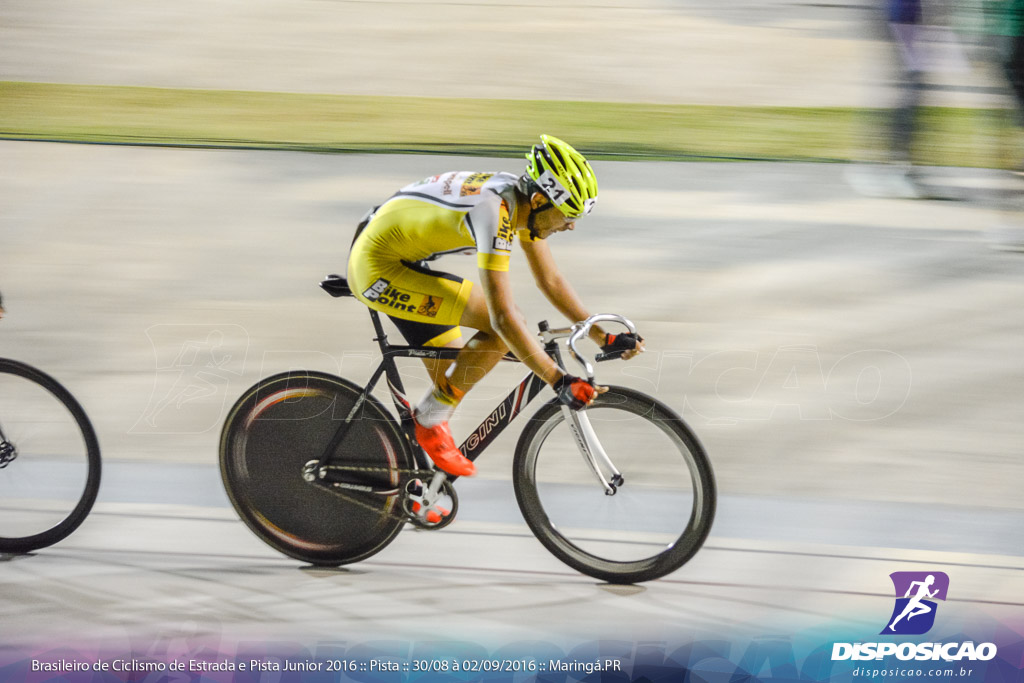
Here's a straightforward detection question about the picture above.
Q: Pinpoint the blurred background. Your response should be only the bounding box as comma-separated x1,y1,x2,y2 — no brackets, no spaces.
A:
2,0,1023,579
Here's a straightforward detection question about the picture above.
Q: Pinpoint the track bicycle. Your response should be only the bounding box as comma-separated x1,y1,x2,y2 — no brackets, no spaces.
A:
219,275,715,583
0,293,102,553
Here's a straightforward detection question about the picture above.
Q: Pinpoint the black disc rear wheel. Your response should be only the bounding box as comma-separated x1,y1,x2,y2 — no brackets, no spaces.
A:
219,371,414,565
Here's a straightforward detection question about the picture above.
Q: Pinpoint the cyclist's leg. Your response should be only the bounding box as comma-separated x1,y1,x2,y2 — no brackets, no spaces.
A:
351,256,511,399
420,348,458,386
407,289,516,477
385,284,514,397
349,256,481,475
385,315,463,384
444,285,512,394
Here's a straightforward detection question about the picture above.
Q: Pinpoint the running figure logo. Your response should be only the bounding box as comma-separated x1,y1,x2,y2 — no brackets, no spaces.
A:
881,571,949,635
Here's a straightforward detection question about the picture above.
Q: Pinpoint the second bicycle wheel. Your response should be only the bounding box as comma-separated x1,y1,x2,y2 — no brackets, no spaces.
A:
513,386,715,584
219,371,414,566
0,359,101,553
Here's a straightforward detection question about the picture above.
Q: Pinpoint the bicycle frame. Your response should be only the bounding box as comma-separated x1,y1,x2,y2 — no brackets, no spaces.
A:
314,308,553,478
222,280,712,579
314,274,636,504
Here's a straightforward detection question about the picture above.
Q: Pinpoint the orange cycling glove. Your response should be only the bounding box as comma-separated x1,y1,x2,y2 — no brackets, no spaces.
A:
553,374,596,411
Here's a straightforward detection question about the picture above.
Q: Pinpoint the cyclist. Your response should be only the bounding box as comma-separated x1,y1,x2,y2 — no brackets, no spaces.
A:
347,135,644,477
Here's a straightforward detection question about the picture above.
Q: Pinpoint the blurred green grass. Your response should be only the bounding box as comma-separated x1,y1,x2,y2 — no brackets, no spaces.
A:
0,81,1014,166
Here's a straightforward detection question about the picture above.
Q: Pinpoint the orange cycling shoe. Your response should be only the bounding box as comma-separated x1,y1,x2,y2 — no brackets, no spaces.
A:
413,418,477,477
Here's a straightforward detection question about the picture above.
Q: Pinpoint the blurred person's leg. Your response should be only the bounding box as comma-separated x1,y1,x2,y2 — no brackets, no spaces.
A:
1002,31,1024,169
846,2,928,199
986,30,1024,250
882,19,927,194
1001,30,1024,120
890,67,925,166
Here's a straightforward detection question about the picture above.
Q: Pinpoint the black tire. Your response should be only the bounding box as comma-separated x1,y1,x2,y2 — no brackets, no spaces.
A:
219,371,414,566
513,386,715,584
0,359,102,553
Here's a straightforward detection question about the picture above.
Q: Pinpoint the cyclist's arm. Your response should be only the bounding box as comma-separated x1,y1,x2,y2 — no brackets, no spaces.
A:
478,268,565,386
521,237,608,346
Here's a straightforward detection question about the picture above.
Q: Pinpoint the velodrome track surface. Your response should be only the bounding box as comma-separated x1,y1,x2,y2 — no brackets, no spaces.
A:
1,140,1023,648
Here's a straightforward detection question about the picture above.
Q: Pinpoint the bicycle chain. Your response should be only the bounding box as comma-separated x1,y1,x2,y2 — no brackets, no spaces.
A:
316,464,440,525
322,464,430,477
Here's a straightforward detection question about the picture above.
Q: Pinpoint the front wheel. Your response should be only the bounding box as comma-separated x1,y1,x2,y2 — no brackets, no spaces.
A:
219,371,415,566
513,386,715,584
0,359,102,553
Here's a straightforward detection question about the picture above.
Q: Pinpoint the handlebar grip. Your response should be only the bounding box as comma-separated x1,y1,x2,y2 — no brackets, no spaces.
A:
567,314,637,380
595,350,627,363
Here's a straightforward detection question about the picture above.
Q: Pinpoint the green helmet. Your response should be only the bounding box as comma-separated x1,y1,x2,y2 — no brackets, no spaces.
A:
524,134,598,219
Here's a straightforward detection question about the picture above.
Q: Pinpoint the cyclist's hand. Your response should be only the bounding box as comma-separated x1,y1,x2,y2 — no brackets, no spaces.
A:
602,332,645,360
553,374,607,410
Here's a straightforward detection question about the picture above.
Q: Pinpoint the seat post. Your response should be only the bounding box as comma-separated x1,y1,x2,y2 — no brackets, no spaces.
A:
368,309,416,420
368,310,391,354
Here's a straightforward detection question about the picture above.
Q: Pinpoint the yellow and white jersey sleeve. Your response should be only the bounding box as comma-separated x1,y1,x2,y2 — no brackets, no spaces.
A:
467,192,516,272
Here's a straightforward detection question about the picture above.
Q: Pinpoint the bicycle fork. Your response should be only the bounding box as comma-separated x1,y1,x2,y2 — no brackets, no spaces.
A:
542,314,638,496
560,405,623,495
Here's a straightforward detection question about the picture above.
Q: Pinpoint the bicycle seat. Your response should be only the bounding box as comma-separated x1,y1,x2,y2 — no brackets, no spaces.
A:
320,274,354,298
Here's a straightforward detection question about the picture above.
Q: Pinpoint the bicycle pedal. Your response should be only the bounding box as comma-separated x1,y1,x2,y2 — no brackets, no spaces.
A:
403,477,457,529
424,507,449,525
410,500,449,524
